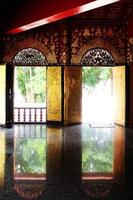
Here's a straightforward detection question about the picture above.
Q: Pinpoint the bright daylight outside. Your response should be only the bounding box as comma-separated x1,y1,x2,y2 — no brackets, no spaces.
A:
14,67,46,123
82,67,115,126
82,67,114,174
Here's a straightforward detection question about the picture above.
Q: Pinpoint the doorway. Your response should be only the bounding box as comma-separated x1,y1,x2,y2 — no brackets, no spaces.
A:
14,66,46,123
82,66,125,127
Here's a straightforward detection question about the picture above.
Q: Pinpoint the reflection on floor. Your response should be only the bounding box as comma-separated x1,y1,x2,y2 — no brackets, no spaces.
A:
14,126,46,180
82,125,114,174
0,124,133,199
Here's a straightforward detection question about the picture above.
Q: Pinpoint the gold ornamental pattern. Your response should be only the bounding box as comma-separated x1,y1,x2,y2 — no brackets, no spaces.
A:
47,67,62,122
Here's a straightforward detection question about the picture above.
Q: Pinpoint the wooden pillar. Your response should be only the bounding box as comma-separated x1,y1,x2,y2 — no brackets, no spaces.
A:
127,22,133,126
129,63,133,127
6,63,14,128
64,66,82,124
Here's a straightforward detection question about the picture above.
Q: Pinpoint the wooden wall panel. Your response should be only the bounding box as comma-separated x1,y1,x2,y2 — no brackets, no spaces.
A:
130,63,133,127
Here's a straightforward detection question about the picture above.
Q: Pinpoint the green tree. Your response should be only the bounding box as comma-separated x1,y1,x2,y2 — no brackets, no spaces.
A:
82,67,111,88
16,67,46,103
32,67,46,102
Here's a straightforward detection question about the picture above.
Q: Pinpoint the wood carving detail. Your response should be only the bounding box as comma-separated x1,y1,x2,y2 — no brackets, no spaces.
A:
1,23,128,66
127,37,133,63
71,25,126,65
3,27,59,65
47,67,61,122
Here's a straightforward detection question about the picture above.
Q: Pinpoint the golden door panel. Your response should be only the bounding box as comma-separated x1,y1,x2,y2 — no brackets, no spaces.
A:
113,66,125,126
0,65,6,125
47,67,62,122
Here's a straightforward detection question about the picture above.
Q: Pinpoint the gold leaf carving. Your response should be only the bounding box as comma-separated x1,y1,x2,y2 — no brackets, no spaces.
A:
47,67,61,121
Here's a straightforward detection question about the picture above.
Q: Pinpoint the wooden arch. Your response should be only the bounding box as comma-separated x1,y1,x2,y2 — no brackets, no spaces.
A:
3,38,57,65
71,38,125,65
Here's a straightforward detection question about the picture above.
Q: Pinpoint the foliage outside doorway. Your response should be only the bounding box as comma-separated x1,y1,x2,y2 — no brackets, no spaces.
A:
82,67,115,126
14,67,46,123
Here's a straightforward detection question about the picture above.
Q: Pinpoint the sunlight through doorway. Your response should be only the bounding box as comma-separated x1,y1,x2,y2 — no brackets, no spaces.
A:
82,67,115,126
14,67,46,123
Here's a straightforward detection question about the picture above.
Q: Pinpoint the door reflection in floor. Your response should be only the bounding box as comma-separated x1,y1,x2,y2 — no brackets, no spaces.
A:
0,124,126,199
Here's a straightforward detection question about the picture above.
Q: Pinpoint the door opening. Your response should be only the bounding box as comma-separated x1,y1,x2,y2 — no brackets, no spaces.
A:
82,67,114,126
82,66,125,127
14,66,46,123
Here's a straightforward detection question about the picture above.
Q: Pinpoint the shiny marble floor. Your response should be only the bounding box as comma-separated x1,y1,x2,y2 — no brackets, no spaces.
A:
0,124,133,200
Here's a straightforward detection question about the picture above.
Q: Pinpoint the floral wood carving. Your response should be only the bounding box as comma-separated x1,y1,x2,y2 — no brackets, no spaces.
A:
127,37,133,63
71,25,126,65
13,48,48,66
3,27,58,65
81,48,115,66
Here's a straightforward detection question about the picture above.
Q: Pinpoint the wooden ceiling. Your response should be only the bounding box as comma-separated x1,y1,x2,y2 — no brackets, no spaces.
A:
0,0,133,35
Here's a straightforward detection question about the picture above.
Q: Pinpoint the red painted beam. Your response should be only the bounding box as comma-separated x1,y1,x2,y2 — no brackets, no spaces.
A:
7,0,120,34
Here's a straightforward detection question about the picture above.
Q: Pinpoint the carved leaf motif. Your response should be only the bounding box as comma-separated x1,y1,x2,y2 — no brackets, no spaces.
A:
13,48,48,66
81,48,115,66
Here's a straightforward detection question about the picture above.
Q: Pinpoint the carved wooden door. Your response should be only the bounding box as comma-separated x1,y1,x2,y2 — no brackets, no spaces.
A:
113,66,125,126
0,64,6,126
46,66,62,123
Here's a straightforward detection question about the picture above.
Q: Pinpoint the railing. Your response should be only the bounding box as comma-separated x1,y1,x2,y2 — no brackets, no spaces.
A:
14,107,46,123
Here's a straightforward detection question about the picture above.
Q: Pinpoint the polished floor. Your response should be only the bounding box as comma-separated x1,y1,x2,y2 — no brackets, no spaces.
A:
0,124,133,200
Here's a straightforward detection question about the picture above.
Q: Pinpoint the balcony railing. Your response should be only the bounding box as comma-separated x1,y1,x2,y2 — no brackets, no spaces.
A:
14,107,46,123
